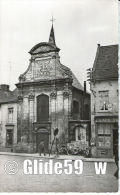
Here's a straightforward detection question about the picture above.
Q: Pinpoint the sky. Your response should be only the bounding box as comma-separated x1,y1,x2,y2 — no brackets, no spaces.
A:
0,0,118,91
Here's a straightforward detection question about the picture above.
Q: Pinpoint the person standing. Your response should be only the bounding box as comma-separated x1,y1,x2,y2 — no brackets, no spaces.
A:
39,140,46,156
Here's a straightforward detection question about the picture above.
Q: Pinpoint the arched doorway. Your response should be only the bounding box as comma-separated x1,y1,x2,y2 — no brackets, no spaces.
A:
74,124,87,143
37,94,49,122
36,128,49,153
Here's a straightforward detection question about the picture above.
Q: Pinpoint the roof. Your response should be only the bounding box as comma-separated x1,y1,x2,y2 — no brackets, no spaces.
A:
29,42,60,55
0,87,18,104
92,44,118,81
72,72,84,91
61,64,84,91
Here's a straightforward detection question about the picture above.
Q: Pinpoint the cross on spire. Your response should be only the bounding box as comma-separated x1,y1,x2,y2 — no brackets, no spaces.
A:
50,15,55,25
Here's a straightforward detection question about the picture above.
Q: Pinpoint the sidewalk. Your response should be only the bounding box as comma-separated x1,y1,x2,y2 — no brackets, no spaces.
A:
0,151,115,162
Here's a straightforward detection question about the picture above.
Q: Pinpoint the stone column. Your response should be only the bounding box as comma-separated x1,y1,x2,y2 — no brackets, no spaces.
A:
68,88,72,120
63,89,69,142
56,91,64,141
17,96,23,142
28,94,35,142
50,90,57,142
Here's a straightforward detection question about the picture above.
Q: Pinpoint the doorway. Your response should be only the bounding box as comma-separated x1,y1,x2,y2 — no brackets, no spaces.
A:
36,129,49,153
6,129,13,147
113,128,118,157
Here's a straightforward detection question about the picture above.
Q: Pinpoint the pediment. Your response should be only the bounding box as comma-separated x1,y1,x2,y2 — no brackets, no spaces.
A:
19,57,72,82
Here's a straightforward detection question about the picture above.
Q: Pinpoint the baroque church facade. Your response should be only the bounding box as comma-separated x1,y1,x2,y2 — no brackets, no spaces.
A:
0,25,90,153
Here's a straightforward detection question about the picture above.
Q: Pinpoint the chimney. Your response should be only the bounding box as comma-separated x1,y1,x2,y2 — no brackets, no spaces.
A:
84,81,86,93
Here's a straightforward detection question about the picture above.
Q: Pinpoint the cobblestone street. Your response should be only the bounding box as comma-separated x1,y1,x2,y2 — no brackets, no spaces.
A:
0,154,118,192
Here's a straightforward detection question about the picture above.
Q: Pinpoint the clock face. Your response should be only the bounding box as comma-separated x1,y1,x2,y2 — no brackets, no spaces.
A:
34,59,53,78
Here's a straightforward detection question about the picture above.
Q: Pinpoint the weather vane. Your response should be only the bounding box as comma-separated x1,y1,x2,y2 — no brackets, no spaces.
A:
50,15,55,24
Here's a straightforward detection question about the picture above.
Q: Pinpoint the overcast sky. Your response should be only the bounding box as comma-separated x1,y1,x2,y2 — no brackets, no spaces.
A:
0,0,118,90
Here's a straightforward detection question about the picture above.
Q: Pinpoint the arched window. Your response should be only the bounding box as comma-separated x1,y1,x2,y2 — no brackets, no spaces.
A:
37,94,49,122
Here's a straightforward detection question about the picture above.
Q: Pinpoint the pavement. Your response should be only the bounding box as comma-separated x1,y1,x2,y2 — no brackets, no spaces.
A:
0,151,115,162
0,152,118,192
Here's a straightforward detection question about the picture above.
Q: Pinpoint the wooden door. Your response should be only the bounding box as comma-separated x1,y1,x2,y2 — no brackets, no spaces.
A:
36,132,49,153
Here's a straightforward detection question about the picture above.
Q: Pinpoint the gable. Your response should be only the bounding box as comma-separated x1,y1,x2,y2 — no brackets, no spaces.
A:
19,57,72,82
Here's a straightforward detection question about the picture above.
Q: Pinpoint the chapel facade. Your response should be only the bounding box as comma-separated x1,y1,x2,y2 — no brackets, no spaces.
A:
0,25,90,153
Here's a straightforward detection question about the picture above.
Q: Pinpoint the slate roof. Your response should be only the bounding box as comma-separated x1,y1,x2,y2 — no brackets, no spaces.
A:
60,64,84,91
92,44,118,81
0,87,18,104
72,72,84,91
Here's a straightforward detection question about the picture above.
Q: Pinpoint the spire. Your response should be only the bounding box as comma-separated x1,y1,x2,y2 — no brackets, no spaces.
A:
49,16,56,46
49,24,56,46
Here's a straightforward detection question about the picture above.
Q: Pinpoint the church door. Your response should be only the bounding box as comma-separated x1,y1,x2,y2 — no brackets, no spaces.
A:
36,129,49,153
37,94,49,122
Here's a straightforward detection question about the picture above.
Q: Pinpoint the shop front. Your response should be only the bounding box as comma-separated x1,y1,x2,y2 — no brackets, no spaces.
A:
95,115,118,158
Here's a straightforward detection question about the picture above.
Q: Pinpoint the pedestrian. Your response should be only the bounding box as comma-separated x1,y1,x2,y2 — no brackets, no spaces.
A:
39,140,46,156
55,137,59,157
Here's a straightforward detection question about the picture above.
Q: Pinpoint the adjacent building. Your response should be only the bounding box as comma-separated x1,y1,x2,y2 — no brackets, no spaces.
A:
0,85,18,151
0,25,90,153
90,44,118,158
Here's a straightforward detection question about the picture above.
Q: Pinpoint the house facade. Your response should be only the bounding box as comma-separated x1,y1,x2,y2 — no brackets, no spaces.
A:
0,25,90,153
0,85,17,151
90,44,118,158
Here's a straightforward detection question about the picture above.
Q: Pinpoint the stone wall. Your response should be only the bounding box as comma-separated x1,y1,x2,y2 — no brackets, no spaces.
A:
16,79,72,151
72,88,90,120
